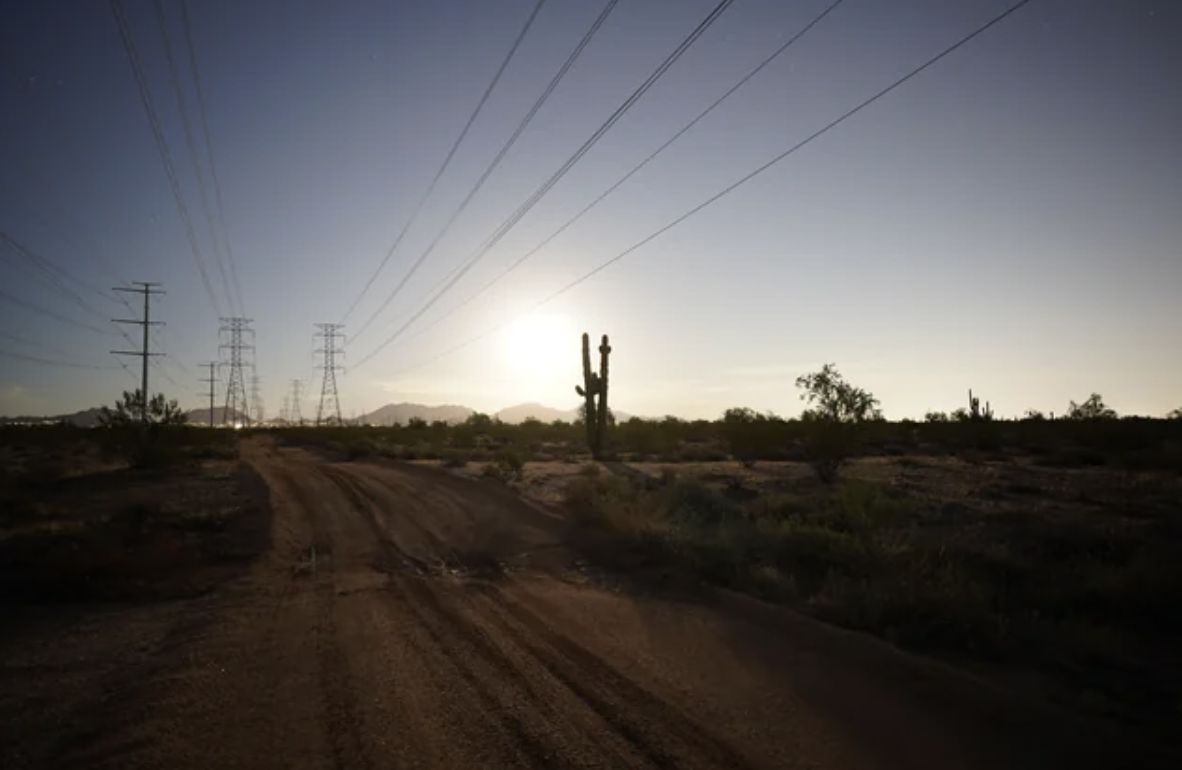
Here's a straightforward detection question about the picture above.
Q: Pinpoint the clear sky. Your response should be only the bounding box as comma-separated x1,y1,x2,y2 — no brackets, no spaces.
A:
1,0,1178,421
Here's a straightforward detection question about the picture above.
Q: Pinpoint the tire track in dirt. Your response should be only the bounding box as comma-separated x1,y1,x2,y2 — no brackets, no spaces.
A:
479,582,752,766
320,461,756,768
321,465,586,766
292,453,571,767
258,455,376,770
322,464,649,766
475,584,754,769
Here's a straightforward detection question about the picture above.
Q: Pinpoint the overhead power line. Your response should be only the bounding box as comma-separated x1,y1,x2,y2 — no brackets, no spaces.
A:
108,0,224,319
341,0,551,326
0,330,77,360
179,0,246,315
352,0,738,365
0,348,118,371
401,0,849,346
0,287,115,337
348,0,619,339
151,0,237,315
1,53,133,287
0,227,112,324
358,0,1039,377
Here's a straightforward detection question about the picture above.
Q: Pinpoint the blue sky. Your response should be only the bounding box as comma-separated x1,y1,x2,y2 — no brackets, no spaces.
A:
1,0,1178,421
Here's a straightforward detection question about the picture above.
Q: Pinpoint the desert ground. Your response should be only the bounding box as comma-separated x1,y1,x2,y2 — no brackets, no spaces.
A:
1,428,1180,769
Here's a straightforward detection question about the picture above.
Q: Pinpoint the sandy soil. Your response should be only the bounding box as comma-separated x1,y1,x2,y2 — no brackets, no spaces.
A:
1,438,1177,769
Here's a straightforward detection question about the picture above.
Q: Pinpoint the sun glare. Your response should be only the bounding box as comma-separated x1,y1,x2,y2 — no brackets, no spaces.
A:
502,313,571,381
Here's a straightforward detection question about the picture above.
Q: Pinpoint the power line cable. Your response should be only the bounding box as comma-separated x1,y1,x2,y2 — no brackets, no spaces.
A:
151,0,236,314
353,0,738,362
341,0,550,326
151,334,191,376
0,287,116,337
107,0,224,319
0,348,119,371
348,0,617,337
0,330,76,360
179,0,246,314
0,54,135,287
0,228,112,324
156,328,196,375
150,356,185,391
402,0,848,345
0,222,114,302
358,0,1038,376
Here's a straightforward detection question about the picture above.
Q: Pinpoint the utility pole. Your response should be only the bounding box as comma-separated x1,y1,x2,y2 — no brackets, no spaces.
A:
199,362,217,427
314,323,344,426
219,318,254,427
111,282,165,423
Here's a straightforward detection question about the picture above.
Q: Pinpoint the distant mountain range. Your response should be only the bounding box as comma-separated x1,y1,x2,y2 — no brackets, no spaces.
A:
1,406,248,427
0,402,630,427
355,402,633,426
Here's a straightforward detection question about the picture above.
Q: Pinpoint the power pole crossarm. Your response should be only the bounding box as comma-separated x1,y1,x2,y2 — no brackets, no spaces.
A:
111,282,165,423
199,362,217,427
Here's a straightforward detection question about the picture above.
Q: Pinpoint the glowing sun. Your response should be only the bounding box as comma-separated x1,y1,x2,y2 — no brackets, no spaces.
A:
501,312,572,379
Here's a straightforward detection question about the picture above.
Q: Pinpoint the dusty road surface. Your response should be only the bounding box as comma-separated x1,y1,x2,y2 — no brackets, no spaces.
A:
2,439,1177,769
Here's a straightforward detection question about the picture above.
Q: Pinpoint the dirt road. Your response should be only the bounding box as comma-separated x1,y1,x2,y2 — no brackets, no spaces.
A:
2,440,1176,769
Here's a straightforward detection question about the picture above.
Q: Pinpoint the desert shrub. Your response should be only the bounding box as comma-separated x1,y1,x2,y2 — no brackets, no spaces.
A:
342,438,376,461
96,389,191,469
1065,393,1118,421
481,450,524,484
561,474,636,526
661,479,744,528
720,408,790,465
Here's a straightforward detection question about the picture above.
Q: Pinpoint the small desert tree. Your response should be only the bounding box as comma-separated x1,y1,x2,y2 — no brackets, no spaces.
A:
98,389,187,468
795,364,882,483
1167,407,1182,421
1065,393,1118,421
795,364,883,424
98,389,187,428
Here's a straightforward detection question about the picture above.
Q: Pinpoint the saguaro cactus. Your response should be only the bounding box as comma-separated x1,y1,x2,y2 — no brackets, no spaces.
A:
596,334,611,454
968,388,994,421
575,332,611,458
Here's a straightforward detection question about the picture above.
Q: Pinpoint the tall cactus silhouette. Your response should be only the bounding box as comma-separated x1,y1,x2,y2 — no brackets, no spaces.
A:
575,332,611,458
968,388,994,421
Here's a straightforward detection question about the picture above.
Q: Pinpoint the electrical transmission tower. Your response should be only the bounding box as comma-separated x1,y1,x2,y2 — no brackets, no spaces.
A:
313,323,344,426
250,373,265,424
111,282,165,423
287,378,304,426
219,317,254,426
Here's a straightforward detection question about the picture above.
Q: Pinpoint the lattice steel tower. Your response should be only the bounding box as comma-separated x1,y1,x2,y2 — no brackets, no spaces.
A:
250,373,265,424
287,378,304,426
314,323,344,426
219,317,254,426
